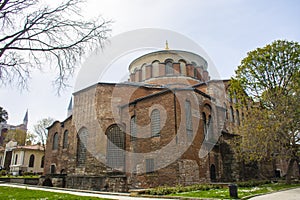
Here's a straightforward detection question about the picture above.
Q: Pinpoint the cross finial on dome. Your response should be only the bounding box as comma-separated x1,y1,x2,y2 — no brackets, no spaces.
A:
165,40,169,50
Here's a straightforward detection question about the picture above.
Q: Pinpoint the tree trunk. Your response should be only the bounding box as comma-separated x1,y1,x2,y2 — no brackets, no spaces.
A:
285,158,296,184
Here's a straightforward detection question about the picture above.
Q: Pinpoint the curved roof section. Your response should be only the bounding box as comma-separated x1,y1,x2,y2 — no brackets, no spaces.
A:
129,50,208,73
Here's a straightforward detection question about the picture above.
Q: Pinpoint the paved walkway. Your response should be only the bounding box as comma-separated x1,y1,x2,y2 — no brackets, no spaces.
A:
249,187,300,200
0,183,178,200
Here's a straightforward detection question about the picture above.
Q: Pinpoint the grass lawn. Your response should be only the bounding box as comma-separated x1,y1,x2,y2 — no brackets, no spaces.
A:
169,183,300,199
0,186,112,200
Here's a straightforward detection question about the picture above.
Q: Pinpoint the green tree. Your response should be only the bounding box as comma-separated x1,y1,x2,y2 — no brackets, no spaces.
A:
34,117,54,154
0,0,111,92
26,131,37,145
0,106,8,123
231,40,300,183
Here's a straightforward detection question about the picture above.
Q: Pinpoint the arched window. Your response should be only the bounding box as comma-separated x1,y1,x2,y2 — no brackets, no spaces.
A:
151,109,160,137
52,132,58,150
130,116,137,141
141,64,147,80
210,164,216,181
63,130,68,149
202,112,207,139
14,154,18,165
185,100,193,141
228,92,232,102
229,106,234,122
76,127,88,167
152,60,159,77
165,61,173,75
107,125,125,171
40,156,45,168
236,110,240,125
179,60,186,75
224,103,228,120
207,115,213,141
50,164,56,174
194,67,198,78
29,154,35,167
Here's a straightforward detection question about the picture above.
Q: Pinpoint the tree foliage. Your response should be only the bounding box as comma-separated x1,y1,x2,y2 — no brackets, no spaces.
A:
33,117,54,152
230,40,300,182
0,0,111,92
0,106,8,123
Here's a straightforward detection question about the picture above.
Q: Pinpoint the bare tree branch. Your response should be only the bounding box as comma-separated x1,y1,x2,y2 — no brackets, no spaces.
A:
33,117,54,154
0,0,111,93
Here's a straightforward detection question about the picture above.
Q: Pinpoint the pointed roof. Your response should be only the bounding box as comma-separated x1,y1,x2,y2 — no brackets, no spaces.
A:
68,97,73,111
23,109,28,124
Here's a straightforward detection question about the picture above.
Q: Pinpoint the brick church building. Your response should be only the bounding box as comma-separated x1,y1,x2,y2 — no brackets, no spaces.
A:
43,48,287,191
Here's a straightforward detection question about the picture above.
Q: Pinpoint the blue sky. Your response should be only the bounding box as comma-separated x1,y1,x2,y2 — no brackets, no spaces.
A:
0,0,299,133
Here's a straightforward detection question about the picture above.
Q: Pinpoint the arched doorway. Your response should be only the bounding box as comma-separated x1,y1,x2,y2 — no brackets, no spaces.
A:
210,164,216,182
106,124,125,172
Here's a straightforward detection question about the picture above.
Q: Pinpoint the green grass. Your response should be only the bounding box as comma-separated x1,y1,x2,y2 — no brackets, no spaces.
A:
0,186,112,200
169,183,300,199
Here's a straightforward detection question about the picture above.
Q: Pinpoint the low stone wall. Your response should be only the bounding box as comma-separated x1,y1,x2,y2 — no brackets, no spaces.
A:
39,174,66,187
0,178,39,185
38,174,128,192
66,175,127,192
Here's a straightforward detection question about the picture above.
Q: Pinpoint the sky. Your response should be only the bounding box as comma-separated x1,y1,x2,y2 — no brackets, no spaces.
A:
0,0,300,134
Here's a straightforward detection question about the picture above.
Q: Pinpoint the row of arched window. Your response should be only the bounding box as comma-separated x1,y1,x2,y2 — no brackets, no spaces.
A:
52,130,69,150
130,109,161,141
129,100,212,142
227,106,241,125
74,101,213,170
131,59,207,82
12,154,44,168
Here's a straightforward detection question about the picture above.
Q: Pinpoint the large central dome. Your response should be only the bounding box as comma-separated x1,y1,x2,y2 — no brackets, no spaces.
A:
128,50,210,85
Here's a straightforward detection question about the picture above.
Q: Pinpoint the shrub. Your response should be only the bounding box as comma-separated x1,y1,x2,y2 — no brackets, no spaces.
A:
145,184,221,195
0,170,7,176
237,180,271,187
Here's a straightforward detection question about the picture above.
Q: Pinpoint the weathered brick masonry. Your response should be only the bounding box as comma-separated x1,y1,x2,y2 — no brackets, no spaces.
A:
43,49,290,192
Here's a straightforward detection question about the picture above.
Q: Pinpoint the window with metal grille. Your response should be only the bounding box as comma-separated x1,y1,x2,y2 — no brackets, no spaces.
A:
151,109,160,137
107,125,125,171
29,154,34,167
63,130,68,149
165,61,173,75
146,158,154,174
76,128,88,167
130,116,137,141
52,132,58,150
185,100,193,141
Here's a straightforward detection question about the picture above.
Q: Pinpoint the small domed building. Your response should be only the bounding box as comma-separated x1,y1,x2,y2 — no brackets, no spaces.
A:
44,48,280,191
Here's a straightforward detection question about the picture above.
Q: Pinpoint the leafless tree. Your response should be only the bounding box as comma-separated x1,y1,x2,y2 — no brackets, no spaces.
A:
34,117,54,154
0,0,111,93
